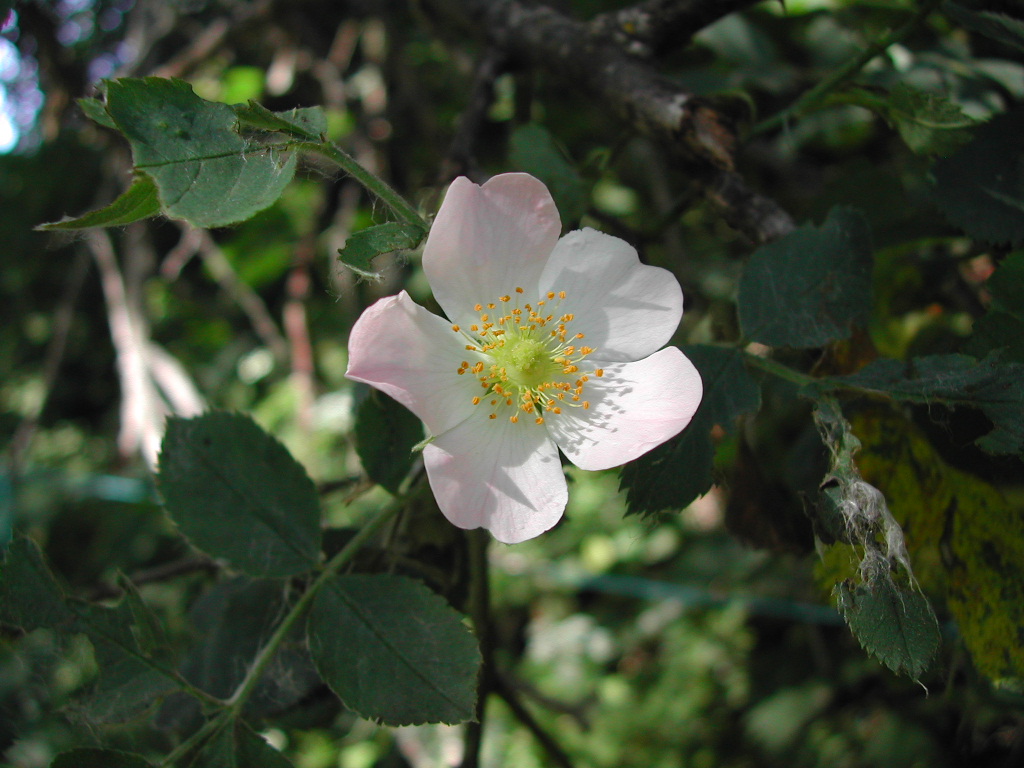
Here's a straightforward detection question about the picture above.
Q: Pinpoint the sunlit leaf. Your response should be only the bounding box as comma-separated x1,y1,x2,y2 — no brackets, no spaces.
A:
738,207,873,348
103,77,297,228
308,574,480,726
233,101,327,140
337,221,426,281
158,412,322,578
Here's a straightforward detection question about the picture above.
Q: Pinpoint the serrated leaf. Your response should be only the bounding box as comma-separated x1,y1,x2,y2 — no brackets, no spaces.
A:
158,412,322,578
852,408,1024,688
932,107,1024,246
509,124,587,224
967,252,1024,360
886,84,977,156
815,353,1024,455
51,748,153,768
738,207,874,348
103,77,297,228
338,221,426,280
307,574,480,726
37,173,160,230
184,719,295,768
354,392,423,494
233,101,327,140
620,345,760,515
77,96,117,130
0,539,180,722
835,579,941,681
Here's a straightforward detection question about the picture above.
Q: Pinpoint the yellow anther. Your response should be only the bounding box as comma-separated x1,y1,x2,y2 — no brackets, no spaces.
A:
466,345,477,351
547,292,555,300
583,401,590,409
472,396,481,405
451,324,460,332
510,414,519,423
489,413,497,419
515,287,524,294
595,369,604,377
500,295,511,302
558,291,566,299
535,417,544,424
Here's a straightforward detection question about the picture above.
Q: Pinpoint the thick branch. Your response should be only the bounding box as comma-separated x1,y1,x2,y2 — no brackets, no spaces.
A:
590,0,764,59
421,0,794,243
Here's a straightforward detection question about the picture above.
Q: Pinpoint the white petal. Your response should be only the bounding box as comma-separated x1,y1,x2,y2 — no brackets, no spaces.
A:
345,291,480,436
423,408,568,544
539,229,683,361
422,174,562,328
546,347,703,471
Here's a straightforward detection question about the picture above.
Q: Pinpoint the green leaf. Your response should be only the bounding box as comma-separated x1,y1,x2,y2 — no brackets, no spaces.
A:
944,0,1024,52
885,84,977,157
157,412,322,578
0,539,180,722
816,354,1024,455
77,95,118,130
509,124,588,224
738,207,874,348
354,392,424,494
185,719,296,768
967,251,1024,361
103,77,297,228
337,221,426,280
37,174,160,230
620,345,761,516
835,579,941,681
307,574,480,726
233,101,327,140
51,748,153,768
932,107,1024,246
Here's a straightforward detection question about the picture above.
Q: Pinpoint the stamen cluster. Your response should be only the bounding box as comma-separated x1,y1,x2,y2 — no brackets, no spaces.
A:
451,288,604,424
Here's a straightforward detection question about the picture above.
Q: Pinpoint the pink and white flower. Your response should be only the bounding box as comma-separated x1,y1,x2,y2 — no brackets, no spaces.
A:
346,173,702,543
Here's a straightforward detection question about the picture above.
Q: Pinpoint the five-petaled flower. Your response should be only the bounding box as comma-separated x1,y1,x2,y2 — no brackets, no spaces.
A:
346,173,703,543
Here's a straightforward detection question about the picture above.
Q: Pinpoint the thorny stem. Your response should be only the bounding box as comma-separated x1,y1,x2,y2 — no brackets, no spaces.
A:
460,530,493,768
298,140,429,231
161,479,426,766
751,0,940,137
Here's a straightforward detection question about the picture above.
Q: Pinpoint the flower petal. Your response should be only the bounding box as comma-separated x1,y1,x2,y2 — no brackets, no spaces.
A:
539,229,683,361
346,291,479,436
423,409,567,544
546,347,703,471
423,174,562,328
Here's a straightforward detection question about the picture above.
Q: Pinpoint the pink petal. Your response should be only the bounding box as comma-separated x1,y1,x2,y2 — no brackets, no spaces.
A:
423,174,562,328
346,291,480,436
423,409,568,544
539,229,683,361
546,347,703,471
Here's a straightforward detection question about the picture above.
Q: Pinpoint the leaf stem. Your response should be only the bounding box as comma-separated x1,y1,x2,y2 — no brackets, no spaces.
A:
223,491,413,712
298,140,428,231
751,0,939,137
742,351,817,387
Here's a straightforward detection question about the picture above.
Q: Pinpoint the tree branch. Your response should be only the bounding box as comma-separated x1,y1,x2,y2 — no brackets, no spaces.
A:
419,0,794,243
590,0,764,59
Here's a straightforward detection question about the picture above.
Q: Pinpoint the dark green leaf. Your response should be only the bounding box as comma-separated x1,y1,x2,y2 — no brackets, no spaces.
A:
0,539,179,722
354,392,423,494
104,77,297,228
185,719,295,768
944,0,1024,51
37,174,160,231
158,412,322,577
835,579,941,681
509,124,588,224
51,748,153,768
885,84,976,156
932,107,1024,246
738,207,874,348
77,96,117,130
967,252,1024,360
620,345,761,516
338,221,426,280
308,574,480,726
815,354,1024,454
233,101,327,140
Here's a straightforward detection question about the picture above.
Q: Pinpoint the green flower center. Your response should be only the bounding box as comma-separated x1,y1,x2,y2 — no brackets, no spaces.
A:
452,288,603,425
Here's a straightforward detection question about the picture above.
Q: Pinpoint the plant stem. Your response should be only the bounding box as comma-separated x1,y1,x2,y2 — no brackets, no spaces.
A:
751,1,939,137
459,530,493,768
743,351,817,387
224,483,419,712
298,140,428,231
